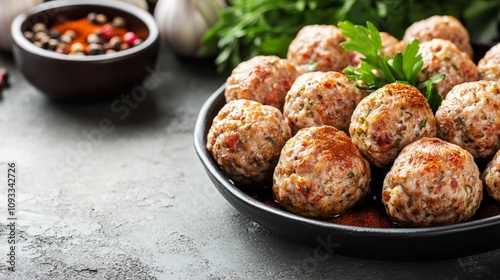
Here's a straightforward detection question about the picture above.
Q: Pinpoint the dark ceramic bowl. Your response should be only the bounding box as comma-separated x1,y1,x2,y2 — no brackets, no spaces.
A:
11,0,159,101
194,84,500,261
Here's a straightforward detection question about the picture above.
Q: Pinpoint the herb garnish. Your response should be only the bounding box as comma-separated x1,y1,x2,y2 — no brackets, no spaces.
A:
338,21,445,112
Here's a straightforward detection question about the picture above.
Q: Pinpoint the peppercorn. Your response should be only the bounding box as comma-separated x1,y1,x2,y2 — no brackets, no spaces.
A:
39,36,50,49
48,30,61,40
120,42,130,51
23,31,34,42
32,23,46,33
63,30,77,40
34,32,47,41
24,13,141,56
123,32,138,45
87,43,103,55
87,12,97,24
112,16,126,28
87,33,100,44
108,36,122,51
100,23,115,40
132,39,143,46
48,39,59,51
95,13,108,24
70,42,84,53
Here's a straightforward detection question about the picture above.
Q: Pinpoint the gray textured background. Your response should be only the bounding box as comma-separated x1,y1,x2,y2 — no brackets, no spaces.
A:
1,48,500,279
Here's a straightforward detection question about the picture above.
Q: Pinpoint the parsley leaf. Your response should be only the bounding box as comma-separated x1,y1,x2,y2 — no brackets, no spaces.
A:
338,20,445,112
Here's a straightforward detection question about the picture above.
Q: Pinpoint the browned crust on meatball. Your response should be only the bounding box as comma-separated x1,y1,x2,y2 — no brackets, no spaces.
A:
478,43,500,82
287,25,351,74
382,137,483,227
402,15,473,58
482,149,500,202
349,82,437,168
283,71,363,133
207,99,292,186
273,125,371,219
225,55,299,110
435,80,500,159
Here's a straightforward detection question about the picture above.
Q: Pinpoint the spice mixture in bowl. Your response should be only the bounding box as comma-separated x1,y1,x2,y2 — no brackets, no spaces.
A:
10,0,159,101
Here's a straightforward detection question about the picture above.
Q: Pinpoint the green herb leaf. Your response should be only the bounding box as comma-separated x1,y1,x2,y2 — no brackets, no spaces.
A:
339,20,445,110
424,74,445,113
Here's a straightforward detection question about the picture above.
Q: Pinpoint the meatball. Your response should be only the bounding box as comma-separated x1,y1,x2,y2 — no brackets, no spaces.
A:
402,15,473,58
207,99,292,186
435,80,500,159
225,55,299,110
273,125,370,219
287,25,351,74
417,38,478,99
283,71,364,134
482,149,500,202
478,43,500,82
349,82,437,169
382,137,483,227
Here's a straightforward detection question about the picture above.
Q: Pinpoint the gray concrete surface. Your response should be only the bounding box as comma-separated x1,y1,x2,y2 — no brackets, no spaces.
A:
1,48,500,279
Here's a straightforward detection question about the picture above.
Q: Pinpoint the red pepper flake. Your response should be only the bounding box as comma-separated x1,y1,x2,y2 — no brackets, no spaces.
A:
0,68,10,96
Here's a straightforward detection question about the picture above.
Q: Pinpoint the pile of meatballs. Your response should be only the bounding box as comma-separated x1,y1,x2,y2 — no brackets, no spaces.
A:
206,15,500,227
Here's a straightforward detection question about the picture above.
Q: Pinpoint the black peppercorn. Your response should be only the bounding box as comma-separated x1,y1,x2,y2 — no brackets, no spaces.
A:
48,30,61,40
87,43,103,55
48,39,59,51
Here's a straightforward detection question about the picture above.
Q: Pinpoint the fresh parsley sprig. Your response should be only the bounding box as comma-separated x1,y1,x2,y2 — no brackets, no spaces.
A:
338,20,444,112
201,0,408,73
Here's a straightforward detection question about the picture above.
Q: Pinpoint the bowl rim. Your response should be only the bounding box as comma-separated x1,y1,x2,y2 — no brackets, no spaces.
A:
10,0,159,62
193,84,500,238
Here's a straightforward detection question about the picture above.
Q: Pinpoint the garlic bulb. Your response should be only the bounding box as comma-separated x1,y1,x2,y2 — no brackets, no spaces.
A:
0,0,43,52
154,0,226,57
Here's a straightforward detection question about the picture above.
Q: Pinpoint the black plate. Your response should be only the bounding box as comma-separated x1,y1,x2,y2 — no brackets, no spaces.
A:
193,84,500,261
